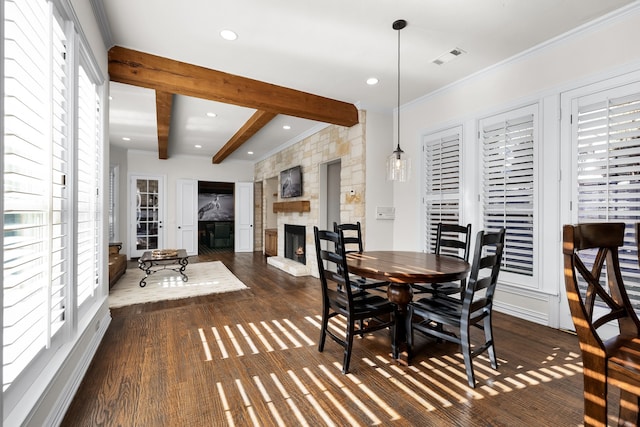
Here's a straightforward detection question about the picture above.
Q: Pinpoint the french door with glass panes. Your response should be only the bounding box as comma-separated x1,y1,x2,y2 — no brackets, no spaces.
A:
130,175,165,257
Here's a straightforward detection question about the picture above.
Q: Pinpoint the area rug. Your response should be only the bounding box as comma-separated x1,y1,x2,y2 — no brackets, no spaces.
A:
109,261,248,308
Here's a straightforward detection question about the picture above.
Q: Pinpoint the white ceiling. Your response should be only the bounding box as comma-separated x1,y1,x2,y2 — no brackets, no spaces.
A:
103,0,636,162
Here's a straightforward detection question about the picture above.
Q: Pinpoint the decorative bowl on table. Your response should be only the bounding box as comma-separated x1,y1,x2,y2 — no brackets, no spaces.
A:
151,249,178,258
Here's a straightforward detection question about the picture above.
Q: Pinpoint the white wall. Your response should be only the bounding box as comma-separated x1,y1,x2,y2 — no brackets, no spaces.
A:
390,5,640,326
124,151,255,251
364,109,395,250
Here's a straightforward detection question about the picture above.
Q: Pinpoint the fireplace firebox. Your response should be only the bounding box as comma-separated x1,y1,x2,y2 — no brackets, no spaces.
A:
284,224,306,265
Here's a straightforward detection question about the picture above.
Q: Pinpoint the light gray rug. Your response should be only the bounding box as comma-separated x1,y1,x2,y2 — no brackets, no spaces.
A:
109,260,248,308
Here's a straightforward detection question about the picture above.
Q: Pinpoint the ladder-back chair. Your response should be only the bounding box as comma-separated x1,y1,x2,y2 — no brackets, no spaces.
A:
314,226,397,373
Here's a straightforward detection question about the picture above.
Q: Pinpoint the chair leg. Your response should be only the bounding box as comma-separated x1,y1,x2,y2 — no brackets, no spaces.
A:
318,307,329,352
484,313,498,369
404,307,413,360
619,389,640,426
582,372,608,427
390,311,399,360
460,320,475,388
342,320,356,374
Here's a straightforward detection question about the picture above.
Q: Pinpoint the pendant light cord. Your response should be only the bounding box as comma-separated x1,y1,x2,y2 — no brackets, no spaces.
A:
397,24,401,153
392,19,406,157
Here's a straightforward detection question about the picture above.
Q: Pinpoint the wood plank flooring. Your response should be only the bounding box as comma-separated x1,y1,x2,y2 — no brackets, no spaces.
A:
62,252,597,426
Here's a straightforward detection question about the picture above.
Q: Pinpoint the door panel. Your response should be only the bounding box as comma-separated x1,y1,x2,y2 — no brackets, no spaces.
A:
235,182,254,252
177,179,198,255
130,175,164,257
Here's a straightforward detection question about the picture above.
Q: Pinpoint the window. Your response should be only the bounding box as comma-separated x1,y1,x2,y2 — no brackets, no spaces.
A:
423,126,462,253
3,0,68,391
76,61,101,307
573,84,640,307
480,104,537,281
3,0,104,400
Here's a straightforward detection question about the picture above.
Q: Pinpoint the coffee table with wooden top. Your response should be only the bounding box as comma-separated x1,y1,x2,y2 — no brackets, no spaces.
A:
137,249,189,287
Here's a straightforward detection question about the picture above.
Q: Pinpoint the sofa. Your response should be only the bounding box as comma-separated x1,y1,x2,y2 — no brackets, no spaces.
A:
108,242,127,289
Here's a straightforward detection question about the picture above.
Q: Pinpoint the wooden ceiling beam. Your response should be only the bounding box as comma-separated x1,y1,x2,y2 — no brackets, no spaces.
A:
213,110,277,164
155,91,173,159
108,46,359,127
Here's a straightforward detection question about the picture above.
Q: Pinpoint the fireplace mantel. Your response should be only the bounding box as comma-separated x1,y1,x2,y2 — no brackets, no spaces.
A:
273,201,310,213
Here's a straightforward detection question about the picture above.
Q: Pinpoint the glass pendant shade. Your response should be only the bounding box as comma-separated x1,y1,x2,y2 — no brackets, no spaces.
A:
386,19,410,182
387,146,411,182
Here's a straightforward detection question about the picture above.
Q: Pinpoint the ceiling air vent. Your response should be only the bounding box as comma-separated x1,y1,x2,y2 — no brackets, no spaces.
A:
433,48,465,65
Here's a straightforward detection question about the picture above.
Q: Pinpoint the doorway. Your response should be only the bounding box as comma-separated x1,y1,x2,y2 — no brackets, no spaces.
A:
197,181,235,255
319,160,341,230
129,174,165,258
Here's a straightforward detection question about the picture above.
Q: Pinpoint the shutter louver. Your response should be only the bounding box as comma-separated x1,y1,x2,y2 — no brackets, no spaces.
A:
576,91,640,307
3,0,68,390
76,65,100,305
482,112,535,276
424,128,461,254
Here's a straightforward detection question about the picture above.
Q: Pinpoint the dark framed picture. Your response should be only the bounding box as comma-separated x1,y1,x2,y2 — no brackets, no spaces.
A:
280,166,302,198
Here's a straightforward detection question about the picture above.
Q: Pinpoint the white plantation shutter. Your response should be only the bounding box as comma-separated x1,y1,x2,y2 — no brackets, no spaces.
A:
424,127,461,253
574,86,640,307
3,0,68,390
49,6,68,338
3,0,104,406
76,63,100,306
481,105,536,277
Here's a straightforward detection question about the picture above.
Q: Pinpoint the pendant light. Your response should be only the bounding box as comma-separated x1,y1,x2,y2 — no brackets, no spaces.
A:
386,19,411,182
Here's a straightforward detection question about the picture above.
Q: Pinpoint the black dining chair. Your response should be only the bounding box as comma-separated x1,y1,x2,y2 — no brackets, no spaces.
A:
333,222,388,293
413,223,472,297
406,228,505,388
314,226,397,373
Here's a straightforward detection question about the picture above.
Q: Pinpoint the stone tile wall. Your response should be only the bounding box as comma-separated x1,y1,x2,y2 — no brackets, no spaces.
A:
254,110,367,277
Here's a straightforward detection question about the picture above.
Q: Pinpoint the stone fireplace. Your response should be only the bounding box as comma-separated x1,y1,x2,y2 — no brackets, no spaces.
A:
284,224,306,265
255,110,367,279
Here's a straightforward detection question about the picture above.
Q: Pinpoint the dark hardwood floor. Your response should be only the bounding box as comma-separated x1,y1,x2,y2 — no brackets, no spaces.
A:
62,251,594,426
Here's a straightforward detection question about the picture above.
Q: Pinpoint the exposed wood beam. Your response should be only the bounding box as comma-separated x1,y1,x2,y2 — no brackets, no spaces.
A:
108,46,359,127
155,91,173,159
212,110,277,164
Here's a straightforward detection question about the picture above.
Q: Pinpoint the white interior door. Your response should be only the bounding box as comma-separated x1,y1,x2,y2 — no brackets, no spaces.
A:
130,175,165,258
235,182,254,252
177,179,198,255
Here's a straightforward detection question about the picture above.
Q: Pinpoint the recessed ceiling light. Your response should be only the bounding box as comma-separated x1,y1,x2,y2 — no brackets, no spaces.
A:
220,29,238,41
194,144,202,149
109,95,113,100
283,125,291,130
206,112,217,118
122,137,130,141
247,151,254,155
366,77,379,85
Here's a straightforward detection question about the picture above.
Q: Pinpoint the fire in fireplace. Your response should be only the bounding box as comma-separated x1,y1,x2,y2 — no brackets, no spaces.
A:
284,224,306,265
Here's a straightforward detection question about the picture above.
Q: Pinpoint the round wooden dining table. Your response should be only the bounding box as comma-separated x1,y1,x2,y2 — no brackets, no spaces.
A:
345,250,471,312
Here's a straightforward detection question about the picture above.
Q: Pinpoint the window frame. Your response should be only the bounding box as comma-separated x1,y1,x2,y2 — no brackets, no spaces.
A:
570,81,640,309
478,103,540,288
2,0,106,418
422,125,463,254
